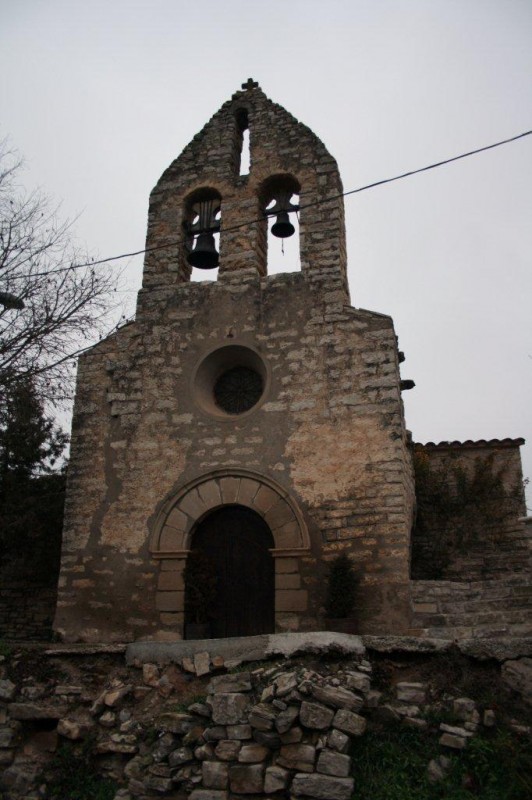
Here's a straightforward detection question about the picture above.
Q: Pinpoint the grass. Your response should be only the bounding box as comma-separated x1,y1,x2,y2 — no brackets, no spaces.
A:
350,724,532,800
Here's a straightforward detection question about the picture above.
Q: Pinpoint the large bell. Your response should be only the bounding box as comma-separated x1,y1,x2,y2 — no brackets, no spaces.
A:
271,210,295,239
187,232,219,269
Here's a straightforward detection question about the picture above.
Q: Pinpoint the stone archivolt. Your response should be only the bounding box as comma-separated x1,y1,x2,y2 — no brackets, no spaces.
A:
150,469,311,557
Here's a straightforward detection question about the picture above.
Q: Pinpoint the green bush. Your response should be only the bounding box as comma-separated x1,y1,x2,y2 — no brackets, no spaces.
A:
324,553,357,618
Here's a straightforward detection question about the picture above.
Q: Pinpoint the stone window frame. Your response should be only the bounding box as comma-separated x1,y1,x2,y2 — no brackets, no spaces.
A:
191,342,271,421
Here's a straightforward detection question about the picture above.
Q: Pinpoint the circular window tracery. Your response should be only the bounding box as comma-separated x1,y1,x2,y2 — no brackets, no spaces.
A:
192,344,268,418
213,365,263,414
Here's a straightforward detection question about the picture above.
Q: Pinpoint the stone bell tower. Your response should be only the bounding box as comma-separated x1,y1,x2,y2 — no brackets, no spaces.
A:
55,80,415,643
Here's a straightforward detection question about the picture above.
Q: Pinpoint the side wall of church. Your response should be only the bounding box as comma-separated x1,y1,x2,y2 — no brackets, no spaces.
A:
55,268,415,642
410,440,529,582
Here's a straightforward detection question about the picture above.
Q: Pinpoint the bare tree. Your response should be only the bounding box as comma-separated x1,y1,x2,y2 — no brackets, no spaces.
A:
0,142,121,403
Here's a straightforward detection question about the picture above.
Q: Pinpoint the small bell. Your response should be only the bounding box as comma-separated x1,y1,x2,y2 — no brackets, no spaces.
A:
187,232,219,269
271,210,295,239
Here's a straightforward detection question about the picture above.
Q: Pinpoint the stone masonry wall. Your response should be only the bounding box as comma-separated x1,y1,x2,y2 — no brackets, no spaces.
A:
55,81,415,643
56,267,414,642
410,439,529,582
0,581,56,642
410,575,532,639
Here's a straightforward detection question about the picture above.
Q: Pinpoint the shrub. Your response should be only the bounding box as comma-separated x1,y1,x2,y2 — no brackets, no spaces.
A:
324,553,357,618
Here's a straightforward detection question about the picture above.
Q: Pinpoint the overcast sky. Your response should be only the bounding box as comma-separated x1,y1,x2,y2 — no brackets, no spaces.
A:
1,0,531,507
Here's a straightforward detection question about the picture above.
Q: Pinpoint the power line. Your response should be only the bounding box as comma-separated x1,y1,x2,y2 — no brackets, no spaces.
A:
33,128,532,276
5,129,531,376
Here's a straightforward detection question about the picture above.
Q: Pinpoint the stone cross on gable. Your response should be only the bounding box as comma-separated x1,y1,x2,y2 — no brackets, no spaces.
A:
242,78,259,91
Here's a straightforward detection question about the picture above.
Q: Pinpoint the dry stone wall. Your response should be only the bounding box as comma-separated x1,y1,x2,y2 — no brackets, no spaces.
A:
1,635,531,799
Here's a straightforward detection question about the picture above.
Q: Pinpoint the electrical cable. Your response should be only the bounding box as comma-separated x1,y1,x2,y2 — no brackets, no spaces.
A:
26,128,532,276
4,128,531,373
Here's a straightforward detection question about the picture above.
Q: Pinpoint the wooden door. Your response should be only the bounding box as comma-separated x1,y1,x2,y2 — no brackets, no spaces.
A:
190,505,275,638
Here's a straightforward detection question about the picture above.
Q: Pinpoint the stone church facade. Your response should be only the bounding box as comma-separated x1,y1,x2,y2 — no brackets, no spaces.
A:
54,81,530,644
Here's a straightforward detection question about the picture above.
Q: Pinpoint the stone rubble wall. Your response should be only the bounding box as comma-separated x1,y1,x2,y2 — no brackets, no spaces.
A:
1,636,531,799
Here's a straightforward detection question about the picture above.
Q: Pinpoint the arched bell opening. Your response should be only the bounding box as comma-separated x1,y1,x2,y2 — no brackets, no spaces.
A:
183,187,222,279
184,504,275,640
234,107,250,177
260,174,301,275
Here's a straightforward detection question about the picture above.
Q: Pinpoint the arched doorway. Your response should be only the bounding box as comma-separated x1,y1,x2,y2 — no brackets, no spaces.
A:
185,505,275,639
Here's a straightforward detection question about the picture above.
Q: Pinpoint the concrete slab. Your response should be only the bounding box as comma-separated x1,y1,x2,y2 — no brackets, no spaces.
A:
126,631,365,666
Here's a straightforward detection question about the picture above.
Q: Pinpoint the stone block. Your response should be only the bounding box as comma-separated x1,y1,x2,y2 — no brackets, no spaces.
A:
265,499,294,530
345,670,371,694
253,486,279,514
439,732,468,749
202,760,229,789
300,701,335,730
396,682,426,704
275,671,298,696
219,477,240,504
155,590,184,612
291,772,355,800
214,739,241,761
210,693,250,726
238,743,269,762
275,557,299,573
229,763,265,794
189,790,228,800
168,746,194,768
194,651,211,677
165,507,188,532
312,684,363,711
160,612,183,625
236,478,259,506
280,725,303,743
275,704,299,733
264,765,290,793
157,570,184,591
248,703,277,730
277,742,316,772
317,748,351,777
276,589,308,612
327,728,350,753
227,724,252,739
276,573,301,592
179,488,207,520
333,708,366,736
198,480,222,508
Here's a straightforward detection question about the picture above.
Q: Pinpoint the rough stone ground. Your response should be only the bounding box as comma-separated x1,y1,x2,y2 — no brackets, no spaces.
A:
0,636,531,799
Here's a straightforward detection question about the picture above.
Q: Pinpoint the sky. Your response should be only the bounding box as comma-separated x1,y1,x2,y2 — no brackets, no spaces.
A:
1,0,531,508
